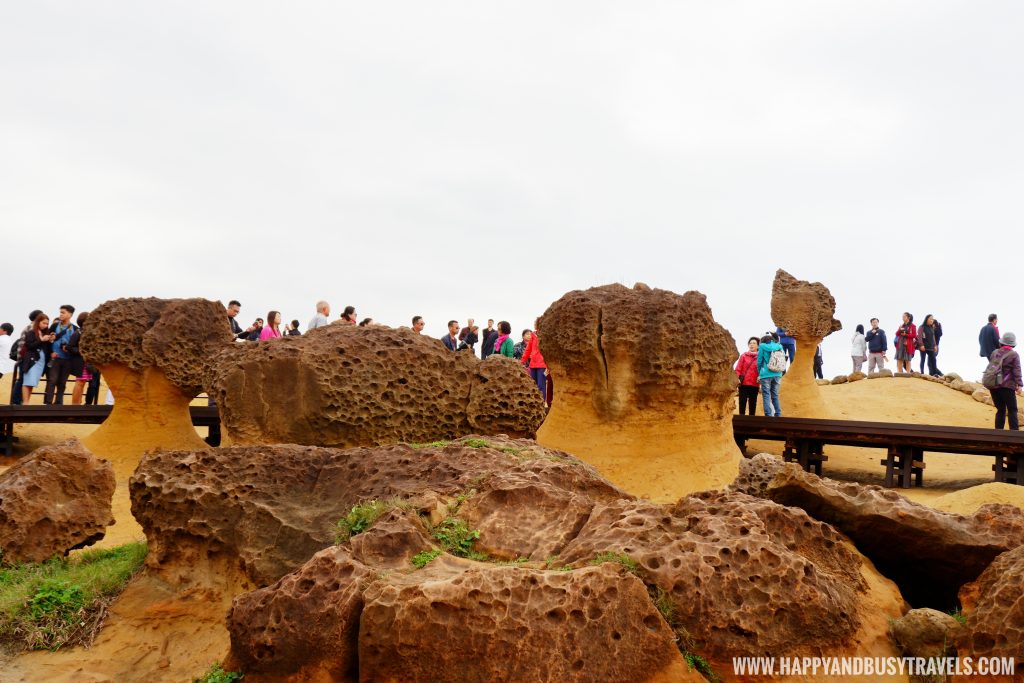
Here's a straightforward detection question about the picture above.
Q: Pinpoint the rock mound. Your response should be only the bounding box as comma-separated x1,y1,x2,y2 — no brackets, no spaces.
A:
733,454,1024,608
80,297,232,470
932,483,1024,515
889,608,960,659
206,324,545,448
0,439,115,563
770,270,842,416
535,283,740,499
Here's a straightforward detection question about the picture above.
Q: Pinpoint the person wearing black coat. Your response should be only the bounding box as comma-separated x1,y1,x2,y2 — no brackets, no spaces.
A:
980,314,1000,360
480,320,499,359
19,315,54,404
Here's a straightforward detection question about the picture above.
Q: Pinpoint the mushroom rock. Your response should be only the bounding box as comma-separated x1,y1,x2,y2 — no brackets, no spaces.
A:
80,297,233,476
770,270,842,416
206,324,545,448
535,283,740,500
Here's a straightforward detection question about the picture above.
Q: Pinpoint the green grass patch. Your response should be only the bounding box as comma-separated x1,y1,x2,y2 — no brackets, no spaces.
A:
0,542,147,652
409,440,452,449
431,518,487,561
411,549,443,569
194,661,243,682
461,438,526,455
335,499,396,543
684,651,718,682
949,607,967,626
588,552,640,574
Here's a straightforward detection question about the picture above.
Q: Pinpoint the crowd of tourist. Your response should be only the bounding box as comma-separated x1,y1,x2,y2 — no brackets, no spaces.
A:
734,313,1023,432
0,299,551,407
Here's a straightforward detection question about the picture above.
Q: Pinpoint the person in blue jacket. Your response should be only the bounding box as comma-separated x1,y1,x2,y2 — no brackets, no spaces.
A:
775,327,796,368
757,332,784,417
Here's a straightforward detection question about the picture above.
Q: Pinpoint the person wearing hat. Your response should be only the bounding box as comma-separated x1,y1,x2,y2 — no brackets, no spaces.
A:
988,332,1023,431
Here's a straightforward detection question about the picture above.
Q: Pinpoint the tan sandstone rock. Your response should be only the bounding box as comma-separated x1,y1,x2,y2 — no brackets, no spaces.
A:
770,269,842,416
957,544,1024,665
831,374,848,384
0,439,115,563
535,283,740,500
733,454,1024,608
848,371,867,382
80,297,233,475
206,324,544,448
889,608,960,659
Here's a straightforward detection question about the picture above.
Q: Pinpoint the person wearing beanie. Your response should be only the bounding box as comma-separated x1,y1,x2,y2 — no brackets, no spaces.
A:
987,332,1023,431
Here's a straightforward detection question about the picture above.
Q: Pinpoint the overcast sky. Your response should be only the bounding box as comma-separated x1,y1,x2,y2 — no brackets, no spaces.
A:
3,2,1022,380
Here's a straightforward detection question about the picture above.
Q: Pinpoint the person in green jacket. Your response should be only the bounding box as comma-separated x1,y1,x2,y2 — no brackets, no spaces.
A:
756,332,784,417
494,321,515,358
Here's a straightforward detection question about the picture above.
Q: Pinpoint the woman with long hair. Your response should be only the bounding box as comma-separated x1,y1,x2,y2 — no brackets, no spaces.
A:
851,324,867,373
894,312,917,374
69,311,92,405
20,314,54,404
340,306,357,325
259,311,282,340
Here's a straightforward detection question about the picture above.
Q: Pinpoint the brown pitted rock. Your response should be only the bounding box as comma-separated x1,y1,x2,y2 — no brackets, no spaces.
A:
868,369,894,378
814,378,831,386
227,540,700,683
206,324,544,448
79,297,233,473
770,270,842,416
848,371,867,382
957,544,1024,663
0,440,115,563
358,564,695,683
831,375,848,384
733,455,1024,608
555,491,904,662
889,608,960,659
535,283,741,500
225,547,375,681
945,372,963,383
130,437,628,586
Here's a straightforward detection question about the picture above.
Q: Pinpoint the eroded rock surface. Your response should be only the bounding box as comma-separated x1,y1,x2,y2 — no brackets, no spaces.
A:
80,297,232,470
889,608,960,659
536,283,740,499
206,324,544,448
130,436,626,586
0,440,115,563
958,544,1024,662
733,454,1024,607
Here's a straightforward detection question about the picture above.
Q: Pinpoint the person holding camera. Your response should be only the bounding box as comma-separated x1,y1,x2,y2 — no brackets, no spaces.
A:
44,304,77,404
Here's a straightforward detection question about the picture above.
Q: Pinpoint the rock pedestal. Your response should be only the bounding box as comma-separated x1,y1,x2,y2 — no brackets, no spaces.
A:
770,270,842,416
536,283,740,499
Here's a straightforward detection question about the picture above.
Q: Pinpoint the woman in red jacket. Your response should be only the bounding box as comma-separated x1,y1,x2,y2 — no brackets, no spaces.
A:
894,312,917,374
521,318,547,400
734,337,760,415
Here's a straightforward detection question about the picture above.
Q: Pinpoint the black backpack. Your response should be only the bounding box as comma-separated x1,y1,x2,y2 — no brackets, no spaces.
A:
9,337,22,362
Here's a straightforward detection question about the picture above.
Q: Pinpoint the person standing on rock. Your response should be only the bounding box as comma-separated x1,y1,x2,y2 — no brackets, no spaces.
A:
259,311,283,340
0,323,14,389
521,319,548,398
851,324,867,373
513,330,530,360
308,301,331,331
813,344,824,379
918,314,943,377
893,312,917,374
481,319,498,359
865,318,888,372
247,317,264,341
986,332,1022,431
734,337,760,415
287,320,301,336
44,304,77,405
494,321,515,358
442,320,460,351
411,316,425,334
459,318,476,354
979,313,1000,360
757,333,784,417
20,314,54,405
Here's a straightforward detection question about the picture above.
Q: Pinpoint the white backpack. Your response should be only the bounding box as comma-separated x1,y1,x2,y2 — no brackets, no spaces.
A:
767,348,787,373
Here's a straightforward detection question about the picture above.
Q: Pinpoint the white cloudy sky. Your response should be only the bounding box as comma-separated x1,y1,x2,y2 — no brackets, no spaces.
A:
3,2,1022,380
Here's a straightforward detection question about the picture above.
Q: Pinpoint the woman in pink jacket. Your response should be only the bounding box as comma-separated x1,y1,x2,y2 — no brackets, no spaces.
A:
734,336,760,415
521,318,547,399
259,311,283,340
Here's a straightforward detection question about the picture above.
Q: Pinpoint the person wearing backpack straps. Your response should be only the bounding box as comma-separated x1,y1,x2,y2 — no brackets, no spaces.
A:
984,332,1022,431
757,332,785,417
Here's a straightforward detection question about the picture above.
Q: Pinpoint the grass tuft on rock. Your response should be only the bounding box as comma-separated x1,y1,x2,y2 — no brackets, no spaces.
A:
411,549,443,569
588,552,640,574
335,499,395,542
0,541,147,652
194,661,243,682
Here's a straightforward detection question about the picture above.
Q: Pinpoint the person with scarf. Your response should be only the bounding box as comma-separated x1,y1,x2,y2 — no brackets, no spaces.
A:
493,321,515,358
894,312,917,374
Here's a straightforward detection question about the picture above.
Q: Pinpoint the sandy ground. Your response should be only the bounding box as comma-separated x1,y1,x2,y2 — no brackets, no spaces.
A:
1,370,1021,681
